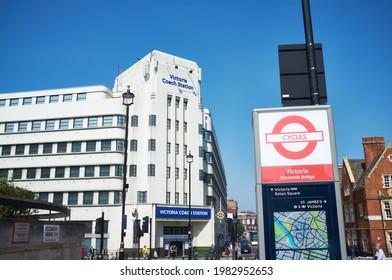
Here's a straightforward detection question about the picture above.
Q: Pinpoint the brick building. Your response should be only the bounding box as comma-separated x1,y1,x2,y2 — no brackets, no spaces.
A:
340,136,392,257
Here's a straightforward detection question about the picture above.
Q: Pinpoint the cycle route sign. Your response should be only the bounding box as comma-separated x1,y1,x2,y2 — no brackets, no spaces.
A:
256,106,334,183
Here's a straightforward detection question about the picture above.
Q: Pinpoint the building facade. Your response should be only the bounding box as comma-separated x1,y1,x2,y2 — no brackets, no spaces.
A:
340,136,392,257
0,50,227,257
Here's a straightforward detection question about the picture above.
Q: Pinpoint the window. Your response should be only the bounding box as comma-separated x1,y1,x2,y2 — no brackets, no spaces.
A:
103,116,113,126
57,142,67,153
198,124,204,134
55,167,65,178
204,131,211,141
23,97,32,105
166,192,170,204
115,165,123,176
0,169,8,179
85,166,95,177
45,120,55,130
183,193,187,205
205,152,212,163
18,122,28,132
36,96,45,104
49,95,59,103
60,119,69,129
149,114,156,126
175,168,179,179
137,191,147,204
32,121,41,131
2,145,11,155
116,140,124,151
53,192,63,205
68,192,78,205
175,192,179,205
10,98,19,106
130,165,137,177
384,175,392,188
39,192,49,202
175,98,180,108
167,142,171,154
166,167,171,178
167,119,171,130
73,118,83,128
70,166,80,178
12,169,22,179
117,115,125,126
41,168,51,178
100,165,110,176
383,201,392,219
101,140,111,151
15,144,25,155
29,144,39,154
114,191,121,204
83,192,94,205
86,141,96,152
98,191,109,204
167,96,172,106
72,142,82,152
43,143,53,154
131,115,138,127
27,168,36,179
148,164,155,176
130,140,137,151
77,93,86,101
175,120,179,131
0,99,5,107
148,139,156,151
63,94,72,102
88,117,98,127
184,99,188,110
5,123,14,133
184,122,187,133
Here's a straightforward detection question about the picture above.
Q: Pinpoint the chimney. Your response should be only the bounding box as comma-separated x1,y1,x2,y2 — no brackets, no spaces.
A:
362,136,385,167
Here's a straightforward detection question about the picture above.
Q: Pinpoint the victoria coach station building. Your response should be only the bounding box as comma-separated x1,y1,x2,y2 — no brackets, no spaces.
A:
154,205,214,257
0,50,228,258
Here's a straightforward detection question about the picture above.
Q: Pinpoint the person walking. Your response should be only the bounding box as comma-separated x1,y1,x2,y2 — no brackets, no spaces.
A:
349,241,355,260
142,245,148,260
374,243,386,260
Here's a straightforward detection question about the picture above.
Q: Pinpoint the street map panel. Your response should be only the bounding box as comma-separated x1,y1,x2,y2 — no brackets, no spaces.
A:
274,211,329,260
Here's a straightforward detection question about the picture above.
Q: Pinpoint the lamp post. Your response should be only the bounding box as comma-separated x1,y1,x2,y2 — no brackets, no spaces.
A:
119,85,134,260
186,151,194,260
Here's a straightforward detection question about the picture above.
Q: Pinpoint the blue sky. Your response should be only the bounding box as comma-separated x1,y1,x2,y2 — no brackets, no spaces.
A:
1,0,391,212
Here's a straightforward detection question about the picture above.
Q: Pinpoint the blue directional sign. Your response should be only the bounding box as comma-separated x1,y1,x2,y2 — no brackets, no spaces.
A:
156,206,211,220
262,182,342,260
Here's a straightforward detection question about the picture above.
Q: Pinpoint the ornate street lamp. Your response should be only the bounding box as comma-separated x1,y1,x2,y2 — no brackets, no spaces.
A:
186,151,194,260
119,85,134,260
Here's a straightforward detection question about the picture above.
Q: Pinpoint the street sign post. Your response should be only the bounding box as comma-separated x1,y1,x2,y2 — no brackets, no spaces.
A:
252,105,347,260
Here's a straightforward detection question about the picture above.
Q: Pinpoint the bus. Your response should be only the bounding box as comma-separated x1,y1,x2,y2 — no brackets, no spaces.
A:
250,231,258,246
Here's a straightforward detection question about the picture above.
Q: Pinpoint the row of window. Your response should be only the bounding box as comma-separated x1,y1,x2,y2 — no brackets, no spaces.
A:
37,190,192,207
0,93,86,107
344,201,392,222
0,139,124,156
2,115,126,133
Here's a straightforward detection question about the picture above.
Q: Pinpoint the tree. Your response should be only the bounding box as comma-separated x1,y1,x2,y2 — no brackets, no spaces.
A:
0,178,37,218
236,221,245,237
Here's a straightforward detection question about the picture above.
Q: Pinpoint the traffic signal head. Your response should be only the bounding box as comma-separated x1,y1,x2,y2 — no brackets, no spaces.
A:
95,217,104,234
142,216,149,234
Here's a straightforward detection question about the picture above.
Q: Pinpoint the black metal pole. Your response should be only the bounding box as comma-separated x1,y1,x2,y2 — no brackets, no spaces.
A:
149,217,152,260
188,161,192,260
302,0,320,105
119,104,130,260
100,211,104,260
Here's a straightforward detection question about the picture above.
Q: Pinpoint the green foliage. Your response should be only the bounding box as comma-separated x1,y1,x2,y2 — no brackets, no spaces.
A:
0,178,37,218
236,222,245,237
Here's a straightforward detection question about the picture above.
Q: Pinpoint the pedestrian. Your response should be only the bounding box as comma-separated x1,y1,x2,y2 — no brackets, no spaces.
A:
142,245,148,260
210,244,215,259
225,244,230,258
374,243,386,260
349,241,355,260
169,244,176,259
89,246,94,260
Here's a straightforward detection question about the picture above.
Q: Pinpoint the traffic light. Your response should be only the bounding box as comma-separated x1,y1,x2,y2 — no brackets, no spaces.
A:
142,216,149,234
133,219,141,242
95,217,104,234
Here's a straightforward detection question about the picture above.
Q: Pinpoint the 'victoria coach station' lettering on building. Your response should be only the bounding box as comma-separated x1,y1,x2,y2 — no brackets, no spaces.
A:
156,206,211,219
162,74,195,91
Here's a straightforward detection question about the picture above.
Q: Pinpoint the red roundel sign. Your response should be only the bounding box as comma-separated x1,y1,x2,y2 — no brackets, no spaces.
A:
266,115,324,160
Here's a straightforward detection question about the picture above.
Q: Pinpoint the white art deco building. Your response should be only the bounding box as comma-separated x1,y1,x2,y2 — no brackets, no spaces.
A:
0,50,228,257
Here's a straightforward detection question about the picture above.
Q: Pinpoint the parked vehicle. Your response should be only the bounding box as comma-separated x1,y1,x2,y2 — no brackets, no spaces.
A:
240,240,251,254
